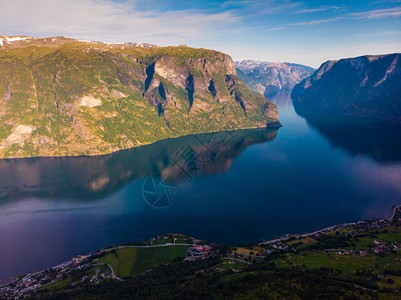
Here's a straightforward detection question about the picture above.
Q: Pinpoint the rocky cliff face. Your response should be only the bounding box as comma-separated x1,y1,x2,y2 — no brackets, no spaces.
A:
0,36,279,158
235,60,314,98
292,54,401,124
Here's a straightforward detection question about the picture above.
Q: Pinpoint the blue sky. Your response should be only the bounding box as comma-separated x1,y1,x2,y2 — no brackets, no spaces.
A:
1,0,400,67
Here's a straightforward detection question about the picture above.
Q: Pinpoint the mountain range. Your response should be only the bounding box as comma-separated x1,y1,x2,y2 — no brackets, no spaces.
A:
0,36,280,158
292,53,401,124
235,60,315,98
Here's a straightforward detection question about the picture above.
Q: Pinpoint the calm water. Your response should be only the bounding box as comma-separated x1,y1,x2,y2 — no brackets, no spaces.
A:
1,92,401,281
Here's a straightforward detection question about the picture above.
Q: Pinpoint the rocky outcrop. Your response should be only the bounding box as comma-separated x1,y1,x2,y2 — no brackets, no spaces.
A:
235,60,314,98
292,54,401,124
0,125,35,149
154,54,236,103
1,86,11,102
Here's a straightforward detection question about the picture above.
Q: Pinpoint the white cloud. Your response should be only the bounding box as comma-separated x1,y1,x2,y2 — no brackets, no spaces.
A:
264,27,287,32
264,16,344,32
355,30,401,36
290,16,345,26
263,5,401,32
221,0,302,15
0,0,240,45
349,6,401,19
295,6,344,14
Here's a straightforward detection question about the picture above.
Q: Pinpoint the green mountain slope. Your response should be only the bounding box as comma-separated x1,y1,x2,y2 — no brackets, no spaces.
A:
0,36,280,158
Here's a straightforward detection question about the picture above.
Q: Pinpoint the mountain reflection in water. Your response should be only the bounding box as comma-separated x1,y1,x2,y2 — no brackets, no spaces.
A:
1,92,401,283
0,128,278,203
295,107,401,163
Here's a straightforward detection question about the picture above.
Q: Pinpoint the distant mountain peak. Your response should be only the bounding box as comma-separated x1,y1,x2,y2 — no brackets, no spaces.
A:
0,35,176,49
235,59,315,98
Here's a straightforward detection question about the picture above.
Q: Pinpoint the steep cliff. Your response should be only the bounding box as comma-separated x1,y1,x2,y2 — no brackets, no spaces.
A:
292,54,401,124
0,36,280,158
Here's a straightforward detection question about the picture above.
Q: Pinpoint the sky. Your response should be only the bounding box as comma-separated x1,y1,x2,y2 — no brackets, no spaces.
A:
0,0,401,68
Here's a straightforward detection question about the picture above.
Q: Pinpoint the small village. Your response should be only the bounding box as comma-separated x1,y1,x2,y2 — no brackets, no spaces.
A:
1,205,400,299
257,205,401,258
0,234,213,299
0,257,94,299
185,245,213,260
257,219,400,257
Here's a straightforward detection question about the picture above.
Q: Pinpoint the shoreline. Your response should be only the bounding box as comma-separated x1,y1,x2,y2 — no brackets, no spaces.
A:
0,277,19,288
260,204,401,246
2,203,399,289
0,122,282,160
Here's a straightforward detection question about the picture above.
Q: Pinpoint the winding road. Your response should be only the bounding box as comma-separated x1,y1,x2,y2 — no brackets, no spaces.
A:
90,263,123,281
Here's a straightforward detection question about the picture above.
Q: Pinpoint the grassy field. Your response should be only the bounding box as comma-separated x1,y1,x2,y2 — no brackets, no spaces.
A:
155,237,174,245
41,277,72,291
376,252,401,272
275,251,377,272
97,246,188,277
377,275,401,289
216,259,246,271
377,228,401,243
287,236,317,246
233,246,263,256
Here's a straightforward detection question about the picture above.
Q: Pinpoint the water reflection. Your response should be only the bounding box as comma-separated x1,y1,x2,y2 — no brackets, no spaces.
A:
1,94,401,281
0,128,278,204
295,107,401,163
269,90,293,108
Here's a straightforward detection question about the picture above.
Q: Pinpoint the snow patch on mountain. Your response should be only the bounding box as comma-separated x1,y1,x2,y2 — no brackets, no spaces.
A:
5,36,32,43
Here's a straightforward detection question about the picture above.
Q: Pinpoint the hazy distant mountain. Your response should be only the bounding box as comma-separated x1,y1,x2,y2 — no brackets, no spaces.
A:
235,60,315,98
292,53,401,124
0,36,279,158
